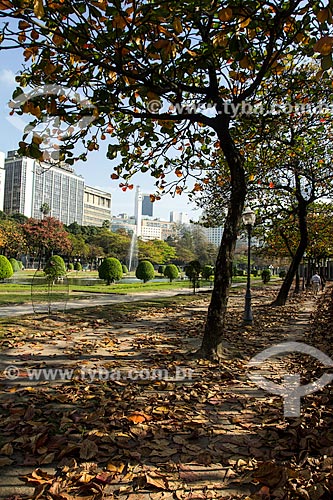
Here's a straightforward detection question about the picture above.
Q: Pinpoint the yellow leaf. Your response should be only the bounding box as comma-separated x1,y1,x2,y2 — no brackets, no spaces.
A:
313,36,333,55
52,33,64,46
0,0,12,10
173,17,183,34
193,183,202,192
316,8,329,23
0,443,13,456
239,55,254,70
107,462,125,473
33,0,44,19
213,33,228,48
218,7,233,22
240,16,251,28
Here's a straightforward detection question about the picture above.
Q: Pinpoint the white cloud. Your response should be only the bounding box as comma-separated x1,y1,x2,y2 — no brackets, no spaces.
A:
0,69,16,86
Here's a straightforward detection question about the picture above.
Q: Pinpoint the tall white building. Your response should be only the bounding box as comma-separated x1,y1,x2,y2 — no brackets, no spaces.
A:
204,226,224,247
0,152,6,212
170,211,190,225
83,185,112,227
4,151,84,225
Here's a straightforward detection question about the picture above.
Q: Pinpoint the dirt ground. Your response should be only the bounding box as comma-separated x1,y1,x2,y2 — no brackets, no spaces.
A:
0,285,333,499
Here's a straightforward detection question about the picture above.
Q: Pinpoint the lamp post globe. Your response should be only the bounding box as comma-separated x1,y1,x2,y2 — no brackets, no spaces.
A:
242,207,256,325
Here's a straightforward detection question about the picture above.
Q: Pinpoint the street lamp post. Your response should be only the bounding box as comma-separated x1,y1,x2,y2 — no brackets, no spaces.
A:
242,207,256,325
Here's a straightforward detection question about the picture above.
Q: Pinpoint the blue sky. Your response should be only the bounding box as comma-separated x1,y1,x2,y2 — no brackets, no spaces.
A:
0,48,201,221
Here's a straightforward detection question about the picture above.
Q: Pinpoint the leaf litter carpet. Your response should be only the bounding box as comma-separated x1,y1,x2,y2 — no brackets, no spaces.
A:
0,286,333,499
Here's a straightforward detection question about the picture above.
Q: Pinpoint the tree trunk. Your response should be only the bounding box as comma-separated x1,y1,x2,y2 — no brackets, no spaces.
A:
294,269,300,294
271,200,308,306
199,120,247,360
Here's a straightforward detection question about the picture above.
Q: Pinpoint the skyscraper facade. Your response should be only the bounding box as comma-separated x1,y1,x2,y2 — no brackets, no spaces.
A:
4,151,84,225
142,194,153,217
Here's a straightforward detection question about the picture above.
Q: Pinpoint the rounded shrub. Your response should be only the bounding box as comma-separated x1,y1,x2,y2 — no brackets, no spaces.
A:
261,268,271,284
98,257,123,285
9,258,20,273
68,263,74,271
122,264,128,274
0,255,14,280
74,261,82,271
202,265,214,280
185,260,201,280
17,261,23,270
44,255,66,282
136,260,155,283
164,264,179,282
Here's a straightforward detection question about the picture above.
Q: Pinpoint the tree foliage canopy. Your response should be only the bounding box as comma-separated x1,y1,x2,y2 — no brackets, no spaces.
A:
1,1,331,194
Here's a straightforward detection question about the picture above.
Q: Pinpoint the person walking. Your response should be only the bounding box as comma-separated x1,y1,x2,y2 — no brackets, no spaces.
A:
311,272,321,295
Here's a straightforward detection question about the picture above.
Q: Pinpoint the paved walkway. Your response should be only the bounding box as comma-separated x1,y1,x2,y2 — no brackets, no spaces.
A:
0,287,210,318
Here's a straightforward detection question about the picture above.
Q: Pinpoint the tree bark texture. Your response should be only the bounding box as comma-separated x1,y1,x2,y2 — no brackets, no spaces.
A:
200,119,247,360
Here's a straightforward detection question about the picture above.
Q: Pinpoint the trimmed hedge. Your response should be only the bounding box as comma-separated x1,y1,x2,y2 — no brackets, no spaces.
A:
136,261,155,283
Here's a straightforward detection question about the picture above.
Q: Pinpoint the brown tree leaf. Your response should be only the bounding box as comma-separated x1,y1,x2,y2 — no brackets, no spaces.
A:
80,439,99,460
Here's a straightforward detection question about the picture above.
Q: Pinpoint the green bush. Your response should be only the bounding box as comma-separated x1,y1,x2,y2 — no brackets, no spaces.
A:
279,270,286,279
17,261,23,270
252,269,258,277
164,264,179,282
44,255,66,282
98,258,123,285
68,263,74,271
185,260,201,293
74,262,82,271
158,265,166,275
9,258,20,273
0,255,14,280
202,265,214,280
261,268,271,284
237,269,245,276
122,264,128,274
136,260,155,283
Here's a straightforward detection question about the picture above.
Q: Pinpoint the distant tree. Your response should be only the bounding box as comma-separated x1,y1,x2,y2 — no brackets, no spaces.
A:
185,260,202,294
74,262,82,271
122,264,128,274
261,269,271,284
138,239,176,264
202,265,214,280
87,244,104,269
9,258,20,273
66,221,82,235
92,230,131,262
136,261,155,283
40,203,51,217
164,264,179,282
9,213,28,225
44,255,66,283
0,256,14,281
23,217,71,265
158,265,166,275
102,220,111,229
0,220,26,257
98,257,123,285
68,234,89,263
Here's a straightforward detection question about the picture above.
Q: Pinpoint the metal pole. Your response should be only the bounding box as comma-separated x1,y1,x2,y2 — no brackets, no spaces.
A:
243,224,253,324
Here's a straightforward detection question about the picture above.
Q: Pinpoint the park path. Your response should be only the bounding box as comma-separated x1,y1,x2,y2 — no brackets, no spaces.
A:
0,287,328,499
0,287,212,318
